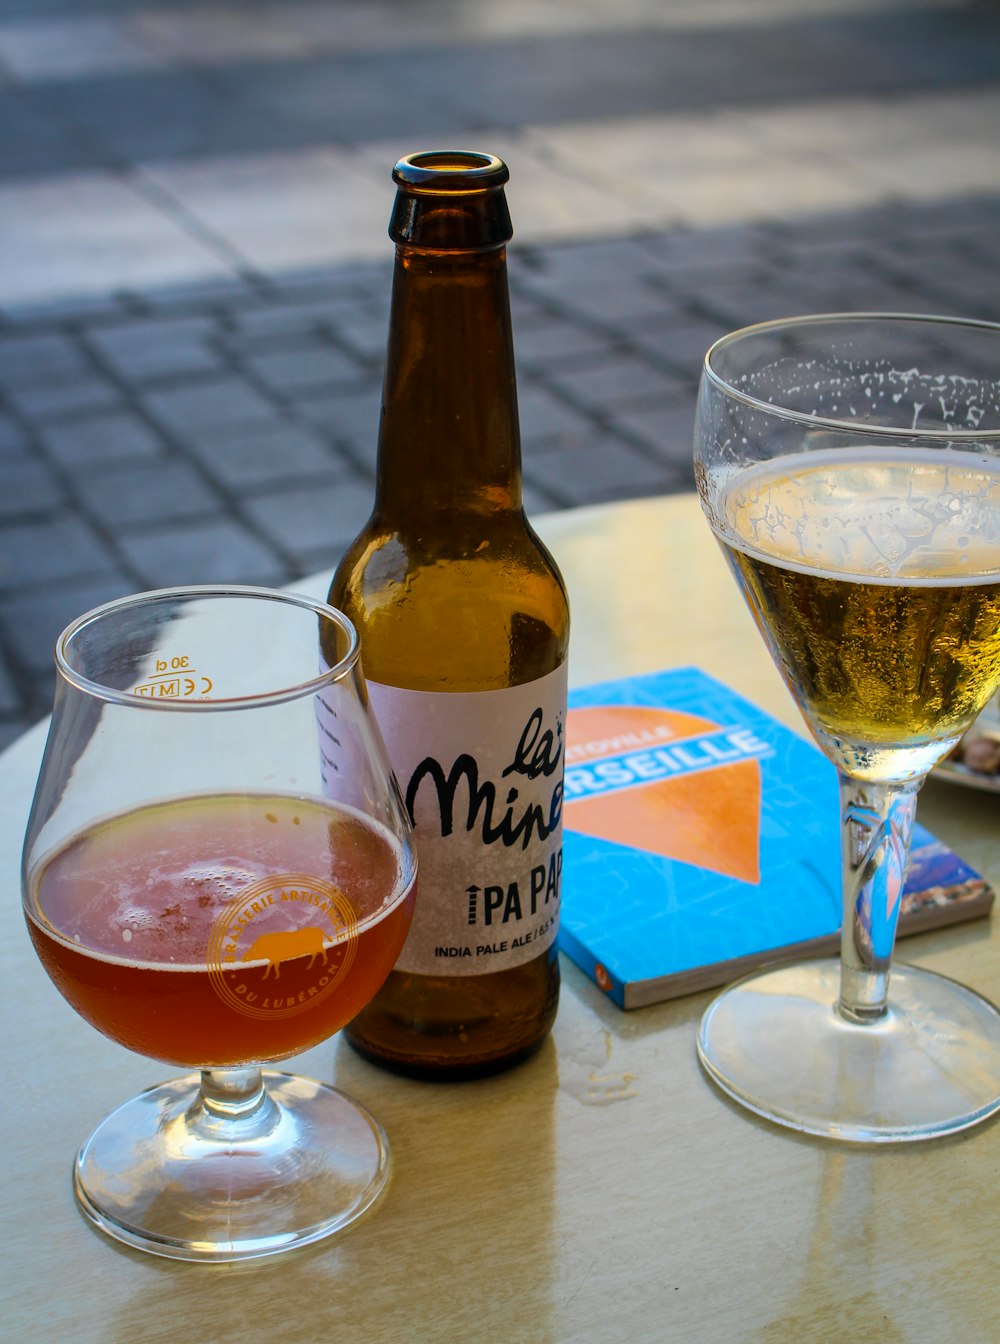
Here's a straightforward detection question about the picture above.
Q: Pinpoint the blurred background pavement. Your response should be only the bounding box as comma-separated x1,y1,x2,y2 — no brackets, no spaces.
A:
1,0,999,743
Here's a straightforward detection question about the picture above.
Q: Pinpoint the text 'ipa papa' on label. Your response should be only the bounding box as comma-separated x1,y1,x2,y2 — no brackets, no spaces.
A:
709,448,1000,775
327,151,570,1080
25,793,415,1068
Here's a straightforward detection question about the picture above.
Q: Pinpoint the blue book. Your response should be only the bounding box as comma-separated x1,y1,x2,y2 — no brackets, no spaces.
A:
558,667,993,1009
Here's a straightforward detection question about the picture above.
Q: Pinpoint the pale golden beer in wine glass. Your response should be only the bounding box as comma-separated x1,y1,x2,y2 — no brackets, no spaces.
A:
694,314,1000,1141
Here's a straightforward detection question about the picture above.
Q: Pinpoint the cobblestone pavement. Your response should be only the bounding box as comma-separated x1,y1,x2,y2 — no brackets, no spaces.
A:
1,0,999,746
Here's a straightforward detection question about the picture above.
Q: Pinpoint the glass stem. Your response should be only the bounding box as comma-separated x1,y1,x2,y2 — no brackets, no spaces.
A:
188,1066,281,1141
837,773,919,1024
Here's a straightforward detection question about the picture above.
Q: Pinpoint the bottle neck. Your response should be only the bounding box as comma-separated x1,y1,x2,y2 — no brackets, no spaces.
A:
374,243,523,519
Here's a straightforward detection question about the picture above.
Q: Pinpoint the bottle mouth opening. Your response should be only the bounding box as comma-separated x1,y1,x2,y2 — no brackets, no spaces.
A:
393,151,509,192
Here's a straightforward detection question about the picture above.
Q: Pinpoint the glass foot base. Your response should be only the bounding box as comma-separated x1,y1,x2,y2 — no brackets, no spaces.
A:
74,1070,390,1261
697,960,1000,1143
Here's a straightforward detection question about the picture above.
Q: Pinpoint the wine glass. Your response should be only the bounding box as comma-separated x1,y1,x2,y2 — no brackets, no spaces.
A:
21,586,416,1259
694,313,1000,1142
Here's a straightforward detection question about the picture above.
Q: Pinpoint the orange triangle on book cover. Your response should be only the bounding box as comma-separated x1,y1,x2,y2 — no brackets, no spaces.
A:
563,705,762,883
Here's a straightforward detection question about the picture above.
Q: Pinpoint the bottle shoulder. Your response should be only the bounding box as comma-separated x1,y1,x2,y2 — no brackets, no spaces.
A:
329,517,569,692
331,515,568,612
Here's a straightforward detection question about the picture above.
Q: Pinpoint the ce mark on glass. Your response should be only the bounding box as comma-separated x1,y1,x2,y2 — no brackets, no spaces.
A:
134,654,214,700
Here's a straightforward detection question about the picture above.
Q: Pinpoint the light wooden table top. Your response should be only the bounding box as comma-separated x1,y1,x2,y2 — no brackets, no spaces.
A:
3,494,998,1344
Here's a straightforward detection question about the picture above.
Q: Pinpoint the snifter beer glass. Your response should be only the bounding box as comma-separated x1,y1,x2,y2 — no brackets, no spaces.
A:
21,587,416,1259
694,313,1000,1142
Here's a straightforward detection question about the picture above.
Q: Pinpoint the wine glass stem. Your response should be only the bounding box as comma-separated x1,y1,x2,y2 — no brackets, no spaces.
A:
189,1066,281,1141
200,1067,267,1116
837,773,919,1024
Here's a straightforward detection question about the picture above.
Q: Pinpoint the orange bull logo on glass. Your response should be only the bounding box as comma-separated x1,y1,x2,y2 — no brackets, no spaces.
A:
207,874,359,1019
245,925,328,978
563,704,770,883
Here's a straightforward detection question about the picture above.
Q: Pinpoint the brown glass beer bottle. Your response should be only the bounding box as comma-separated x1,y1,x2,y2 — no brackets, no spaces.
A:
328,151,570,1080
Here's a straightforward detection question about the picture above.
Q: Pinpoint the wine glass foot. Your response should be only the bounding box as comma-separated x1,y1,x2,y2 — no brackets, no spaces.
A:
697,960,1000,1143
73,1070,390,1261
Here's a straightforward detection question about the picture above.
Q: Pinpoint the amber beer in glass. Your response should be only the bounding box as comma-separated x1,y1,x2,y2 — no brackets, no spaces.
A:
21,587,416,1259
329,152,570,1080
27,792,413,1067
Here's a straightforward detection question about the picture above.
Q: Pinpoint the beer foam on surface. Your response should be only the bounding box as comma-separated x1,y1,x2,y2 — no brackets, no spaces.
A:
713,447,1000,584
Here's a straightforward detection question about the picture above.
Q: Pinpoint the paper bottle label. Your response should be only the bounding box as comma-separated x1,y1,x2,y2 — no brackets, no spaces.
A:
367,665,566,976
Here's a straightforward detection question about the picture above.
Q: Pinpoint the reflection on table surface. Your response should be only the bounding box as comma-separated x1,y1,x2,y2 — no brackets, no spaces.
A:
2,495,998,1344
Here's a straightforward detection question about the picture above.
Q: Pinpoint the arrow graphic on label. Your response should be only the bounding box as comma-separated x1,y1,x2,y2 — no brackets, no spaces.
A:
466,886,480,923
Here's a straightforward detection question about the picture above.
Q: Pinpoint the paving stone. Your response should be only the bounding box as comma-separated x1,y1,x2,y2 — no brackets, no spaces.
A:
142,377,280,435
856,234,970,280
513,316,622,371
0,170,235,312
655,260,778,306
545,355,688,414
627,315,728,381
0,291,136,326
0,0,996,762
879,259,1000,322
130,274,260,313
265,263,389,303
551,272,677,330
688,278,823,330
289,384,382,466
86,317,225,383
38,409,163,468
0,171,998,759
74,459,222,528
524,434,673,507
522,481,561,516
639,225,772,273
28,68,247,168
214,49,464,147
688,265,943,331
318,301,391,364
331,323,389,366
241,343,369,395
816,281,946,317
769,206,906,250
0,89,96,180
508,286,562,333
518,384,598,446
7,8,1000,181
115,517,291,589
0,458,66,519
770,235,874,270
227,299,370,345
0,716,31,753
0,515,121,589
519,235,661,283
0,411,29,455
0,573,136,680
0,648,22,715
607,402,699,477
861,196,1000,242
182,422,343,492
3,377,121,422
240,478,377,566
0,332,89,387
